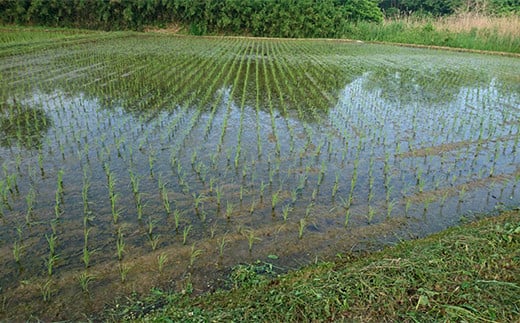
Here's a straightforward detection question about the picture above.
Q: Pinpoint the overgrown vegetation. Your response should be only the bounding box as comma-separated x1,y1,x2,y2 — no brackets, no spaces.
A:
1,1,519,52
380,0,520,17
346,13,520,53
109,209,520,322
1,1,518,34
0,0,382,37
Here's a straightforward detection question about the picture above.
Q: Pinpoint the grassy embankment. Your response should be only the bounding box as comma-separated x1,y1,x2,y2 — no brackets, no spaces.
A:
109,209,519,322
3,12,520,53
348,13,520,54
150,13,520,54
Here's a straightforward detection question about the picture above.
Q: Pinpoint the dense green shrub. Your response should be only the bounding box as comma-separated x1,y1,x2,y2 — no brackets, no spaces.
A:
489,0,520,14
0,0,383,37
379,0,520,16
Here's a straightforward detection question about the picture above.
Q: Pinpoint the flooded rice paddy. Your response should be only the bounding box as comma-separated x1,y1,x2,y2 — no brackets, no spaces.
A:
0,33,519,320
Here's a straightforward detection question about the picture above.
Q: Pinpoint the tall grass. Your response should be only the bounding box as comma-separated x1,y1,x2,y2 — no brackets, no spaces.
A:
348,13,520,53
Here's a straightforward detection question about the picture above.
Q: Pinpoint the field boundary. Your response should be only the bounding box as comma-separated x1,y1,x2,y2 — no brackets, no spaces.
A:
145,29,520,58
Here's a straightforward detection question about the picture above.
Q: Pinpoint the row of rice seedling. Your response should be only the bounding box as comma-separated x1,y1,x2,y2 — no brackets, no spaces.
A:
1,33,519,320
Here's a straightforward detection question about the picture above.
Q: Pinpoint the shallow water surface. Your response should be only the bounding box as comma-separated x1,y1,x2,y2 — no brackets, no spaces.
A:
0,35,519,320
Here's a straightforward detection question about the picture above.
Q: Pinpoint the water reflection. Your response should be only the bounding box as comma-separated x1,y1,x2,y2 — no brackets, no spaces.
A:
0,103,52,148
1,37,520,320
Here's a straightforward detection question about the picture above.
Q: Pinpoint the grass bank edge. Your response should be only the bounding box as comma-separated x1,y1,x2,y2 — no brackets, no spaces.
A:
3,20,519,55
109,208,520,322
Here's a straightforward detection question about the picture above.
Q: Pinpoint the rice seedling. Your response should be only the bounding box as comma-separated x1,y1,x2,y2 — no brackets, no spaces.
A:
317,161,326,186
193,193,205,215
311,188,318,201
119,263,130,283
45,253,59,276
148,151,156,177
282,204,292,222
82,242,92,269
183,225,192,245
54,190,62,220
245,230,261,252
0,180,8,213
385,184,393,204
129,170,140,196
173,208,181,231
225,201,234,220
298,218,307,239
405,199,412,215
82,172,91,216
459,186,467,204
208,177,216,194
46,233,57,256
423,197,432,215
249,199,256,215
161,187,171,215
111,206,120,224
116,228,125,261
387,200,397,218
271,190,280,213
157,253,168,273
260,181,267,201
149,234,160,251
219,235,228,257
56,169,64,196
291,188,298,204
39,279,53,302
416,167,425,193
332,173,340,199
147,217,157,236
135,192,144,221
25,187,36,225
344,208,351,228
189,244,203,267
12,240,22,263
78,271,95,293
215,185,222,208
367,205,376,223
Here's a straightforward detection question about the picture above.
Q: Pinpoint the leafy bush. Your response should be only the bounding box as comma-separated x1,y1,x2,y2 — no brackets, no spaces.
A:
0,0,383,37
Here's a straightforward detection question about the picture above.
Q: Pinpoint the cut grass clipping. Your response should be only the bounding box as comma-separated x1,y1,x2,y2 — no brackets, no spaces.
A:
111,210,520,322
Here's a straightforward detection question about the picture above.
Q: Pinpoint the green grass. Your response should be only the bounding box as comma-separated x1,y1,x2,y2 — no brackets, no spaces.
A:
0,25,95,44
0,25,125,57
346,19,520,54
108,209,520,322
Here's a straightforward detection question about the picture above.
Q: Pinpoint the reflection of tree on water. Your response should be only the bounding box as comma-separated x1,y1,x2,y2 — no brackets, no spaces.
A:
0,102,52,149
362,67,489,106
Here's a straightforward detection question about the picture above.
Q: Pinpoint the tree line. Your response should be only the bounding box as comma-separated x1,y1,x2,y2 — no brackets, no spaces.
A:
0,0,383,37
0,0,518,37
379,0,520,16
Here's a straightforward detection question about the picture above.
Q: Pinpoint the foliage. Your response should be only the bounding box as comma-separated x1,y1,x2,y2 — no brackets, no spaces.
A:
379,0,520,16
379,0,465,16
489,0,520,14
0,0,383,36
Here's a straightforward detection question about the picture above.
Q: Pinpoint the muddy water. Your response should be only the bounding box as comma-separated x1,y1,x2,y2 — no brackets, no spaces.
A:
0,35,519,320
